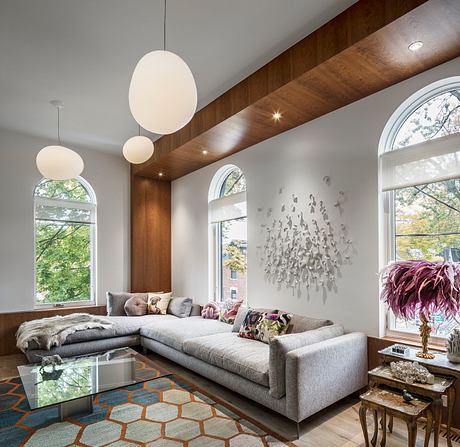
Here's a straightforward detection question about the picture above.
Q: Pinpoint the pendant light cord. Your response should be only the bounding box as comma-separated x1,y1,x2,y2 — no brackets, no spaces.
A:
163,0,166,51
57,106,61,145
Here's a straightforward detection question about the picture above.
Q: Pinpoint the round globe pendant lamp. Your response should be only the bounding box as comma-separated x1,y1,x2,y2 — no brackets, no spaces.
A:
36,100,84,180
123,125,154,164
128,0,197,135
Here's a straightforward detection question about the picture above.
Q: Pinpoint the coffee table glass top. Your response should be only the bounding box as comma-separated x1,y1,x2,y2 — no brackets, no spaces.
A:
17,347,171,410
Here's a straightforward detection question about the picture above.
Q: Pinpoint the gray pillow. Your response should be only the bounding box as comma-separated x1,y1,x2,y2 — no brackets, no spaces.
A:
232,306,278,332
168,297,193,318
107,292,148,316
124,296,148,316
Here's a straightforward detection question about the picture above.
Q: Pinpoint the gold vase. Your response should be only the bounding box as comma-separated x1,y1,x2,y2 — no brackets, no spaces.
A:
416,312,435,359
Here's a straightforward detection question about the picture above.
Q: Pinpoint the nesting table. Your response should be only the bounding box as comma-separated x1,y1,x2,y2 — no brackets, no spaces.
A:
365,345,458,447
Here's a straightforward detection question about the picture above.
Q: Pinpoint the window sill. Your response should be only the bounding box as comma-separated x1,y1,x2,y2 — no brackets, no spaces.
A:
33,303,101,312
382,335,447,353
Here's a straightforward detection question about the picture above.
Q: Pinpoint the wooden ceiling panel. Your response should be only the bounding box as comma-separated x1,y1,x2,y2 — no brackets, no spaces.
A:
133,0,460,181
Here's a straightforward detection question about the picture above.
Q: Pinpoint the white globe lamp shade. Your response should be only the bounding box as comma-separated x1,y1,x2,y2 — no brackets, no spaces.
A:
36,145,84,180
129,50,197,135
123,135,154,164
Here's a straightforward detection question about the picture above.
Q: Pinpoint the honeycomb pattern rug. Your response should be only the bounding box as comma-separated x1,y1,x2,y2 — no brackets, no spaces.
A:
0,374,294,446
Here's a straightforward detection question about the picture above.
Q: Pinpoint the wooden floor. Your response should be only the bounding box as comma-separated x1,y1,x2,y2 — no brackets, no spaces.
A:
0,352,452,446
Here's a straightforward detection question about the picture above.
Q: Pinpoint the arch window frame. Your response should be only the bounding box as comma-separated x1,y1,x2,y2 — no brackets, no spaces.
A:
33,176,97,308
379,76,460,342
208,165,247,302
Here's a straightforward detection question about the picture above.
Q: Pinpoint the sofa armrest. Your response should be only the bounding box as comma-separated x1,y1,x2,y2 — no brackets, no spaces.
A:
285,332,367,422
269,324,344,399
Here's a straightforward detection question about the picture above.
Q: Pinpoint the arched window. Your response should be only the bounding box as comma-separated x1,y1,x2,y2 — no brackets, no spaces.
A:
380,77,460,339
208,165,247,302
34,177,96,306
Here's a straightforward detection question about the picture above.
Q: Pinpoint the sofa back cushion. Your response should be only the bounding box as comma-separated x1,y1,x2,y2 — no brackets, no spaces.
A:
168,297,193,318
107,292,148,316
277,311,333,334
269,324,344,399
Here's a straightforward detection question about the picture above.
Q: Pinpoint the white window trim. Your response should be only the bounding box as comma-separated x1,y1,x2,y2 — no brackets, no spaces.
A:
378,76,460,341
208,165,247,302
33,176,97,308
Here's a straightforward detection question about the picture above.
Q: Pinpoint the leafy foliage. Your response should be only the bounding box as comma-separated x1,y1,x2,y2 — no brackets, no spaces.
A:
35,179,93,304
223,240,247,274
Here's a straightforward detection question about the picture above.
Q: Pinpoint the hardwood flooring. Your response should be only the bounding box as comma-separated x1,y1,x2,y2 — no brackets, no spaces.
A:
0,351,453,446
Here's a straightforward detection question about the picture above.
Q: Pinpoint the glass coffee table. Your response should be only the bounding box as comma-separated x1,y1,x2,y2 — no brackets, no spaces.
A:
18,347,171,420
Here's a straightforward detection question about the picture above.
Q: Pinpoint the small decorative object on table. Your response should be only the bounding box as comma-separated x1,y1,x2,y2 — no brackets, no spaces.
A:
391,344,410,356
380,260,460,360
446,328,460,363
390,361,434,385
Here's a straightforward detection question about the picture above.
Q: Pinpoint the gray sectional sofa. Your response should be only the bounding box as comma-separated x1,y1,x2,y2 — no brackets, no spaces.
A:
23,293,368,425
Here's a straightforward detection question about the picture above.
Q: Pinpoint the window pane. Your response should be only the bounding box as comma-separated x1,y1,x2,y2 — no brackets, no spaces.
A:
36,204,93,224
393,89,460,149
221,217,247,301
220,168,246,197
35,178,91,202
393,178,460,336
35,221,92,303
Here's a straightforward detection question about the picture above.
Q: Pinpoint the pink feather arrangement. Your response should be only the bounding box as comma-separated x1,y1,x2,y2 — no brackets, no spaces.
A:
380,260,460,320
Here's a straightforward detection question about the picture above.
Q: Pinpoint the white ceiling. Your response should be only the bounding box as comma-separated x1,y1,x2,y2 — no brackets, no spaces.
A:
0,0,356,154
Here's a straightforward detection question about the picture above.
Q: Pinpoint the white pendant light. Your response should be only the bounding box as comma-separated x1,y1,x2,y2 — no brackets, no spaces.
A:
123,125,154,164
36,100,84,180
128,0,197,135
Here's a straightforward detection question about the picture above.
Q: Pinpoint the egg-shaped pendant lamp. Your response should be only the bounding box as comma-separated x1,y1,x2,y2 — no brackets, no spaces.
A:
129,50,197,135
36,101,84,180
123,135,154,164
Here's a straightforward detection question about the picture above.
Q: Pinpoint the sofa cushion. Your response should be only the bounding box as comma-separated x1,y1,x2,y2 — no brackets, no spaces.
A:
26,314,178,350
183,332,270,387
168,297,193,318
277,311,333,334
269,324,344,398
107,292,148,316
140,316,232,351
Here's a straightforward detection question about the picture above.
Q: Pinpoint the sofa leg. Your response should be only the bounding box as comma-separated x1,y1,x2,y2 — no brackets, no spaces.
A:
142,346,148,355
296,421,300,439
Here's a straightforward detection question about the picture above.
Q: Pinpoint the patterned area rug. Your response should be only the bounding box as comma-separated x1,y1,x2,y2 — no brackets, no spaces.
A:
0,374,294,446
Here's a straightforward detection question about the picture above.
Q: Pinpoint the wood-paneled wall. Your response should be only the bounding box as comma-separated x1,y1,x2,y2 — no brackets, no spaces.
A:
368,336,460,430
0,305,106,356
131,173,171,293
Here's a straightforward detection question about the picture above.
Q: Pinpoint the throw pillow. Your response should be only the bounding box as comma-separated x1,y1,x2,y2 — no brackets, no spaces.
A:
147,292,172,315
219,299,243,324
124,296,148,316
201,301,219,319
168,297,193,318
238,309,292,344
106,292,149,316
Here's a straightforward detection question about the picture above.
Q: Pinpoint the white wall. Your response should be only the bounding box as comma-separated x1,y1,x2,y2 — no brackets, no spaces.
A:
171,57,460,337
0,129,130,312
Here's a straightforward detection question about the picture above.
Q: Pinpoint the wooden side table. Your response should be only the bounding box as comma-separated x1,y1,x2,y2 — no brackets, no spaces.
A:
379,346,457,447
360,387,432,447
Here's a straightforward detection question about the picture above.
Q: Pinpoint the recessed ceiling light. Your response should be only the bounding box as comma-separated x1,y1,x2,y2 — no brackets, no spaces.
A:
202,150,208,155
159,172,163,177
273,112,281,120
408,41,423,51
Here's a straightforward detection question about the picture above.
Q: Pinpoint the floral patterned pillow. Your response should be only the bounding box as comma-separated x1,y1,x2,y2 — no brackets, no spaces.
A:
238,309,292,344
219,299,244,324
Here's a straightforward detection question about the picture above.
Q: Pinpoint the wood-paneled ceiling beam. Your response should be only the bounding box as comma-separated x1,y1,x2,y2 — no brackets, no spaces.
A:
133,0,460,181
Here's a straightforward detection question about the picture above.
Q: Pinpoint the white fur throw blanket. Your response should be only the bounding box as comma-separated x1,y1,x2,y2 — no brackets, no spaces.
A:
16,313,113,352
